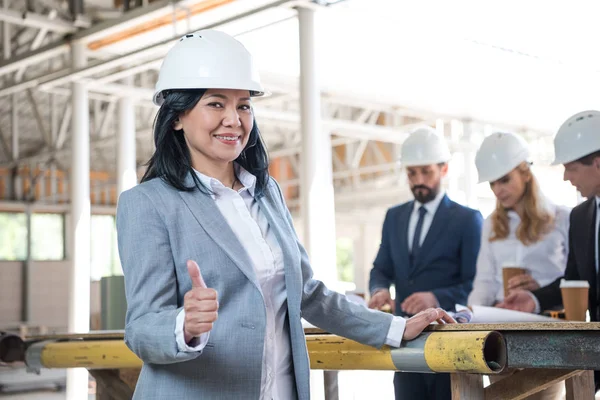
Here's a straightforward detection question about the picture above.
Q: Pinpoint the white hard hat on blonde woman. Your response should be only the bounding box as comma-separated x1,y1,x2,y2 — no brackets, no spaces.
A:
475,132,530,183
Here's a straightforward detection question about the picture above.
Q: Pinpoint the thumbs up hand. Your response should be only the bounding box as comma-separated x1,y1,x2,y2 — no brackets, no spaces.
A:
183,260,219,343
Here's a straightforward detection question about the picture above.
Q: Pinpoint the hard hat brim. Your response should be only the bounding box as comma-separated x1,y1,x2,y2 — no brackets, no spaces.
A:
153,86,271,106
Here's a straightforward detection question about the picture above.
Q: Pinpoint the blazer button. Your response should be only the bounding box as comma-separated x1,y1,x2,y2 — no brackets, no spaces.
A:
408,280,414,285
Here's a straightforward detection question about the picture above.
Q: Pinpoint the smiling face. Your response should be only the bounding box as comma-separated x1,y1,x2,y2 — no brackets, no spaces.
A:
174,89,254,171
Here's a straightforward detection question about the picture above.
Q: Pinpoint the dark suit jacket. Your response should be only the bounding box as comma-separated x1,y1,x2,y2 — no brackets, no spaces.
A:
369,195,483,315
534,197,599,321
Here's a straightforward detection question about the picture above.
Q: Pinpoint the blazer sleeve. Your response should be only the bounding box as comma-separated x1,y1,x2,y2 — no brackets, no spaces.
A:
116,188,202,365
369,210,395,295
533,209,578,311
467,217,500,306
431,209,483,308
269,179,393,349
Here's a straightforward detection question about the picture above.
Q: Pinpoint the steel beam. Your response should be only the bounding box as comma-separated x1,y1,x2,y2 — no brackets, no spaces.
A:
0,0,291,91
26,89,50,145
0,9,77,33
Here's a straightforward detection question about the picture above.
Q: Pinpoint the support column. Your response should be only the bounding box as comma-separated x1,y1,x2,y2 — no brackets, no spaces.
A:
117,78,137,195
462,122,479,209
354,223,381,296
67,39,91,400
298,6,337,288
298,8,338,400
11,92,19,200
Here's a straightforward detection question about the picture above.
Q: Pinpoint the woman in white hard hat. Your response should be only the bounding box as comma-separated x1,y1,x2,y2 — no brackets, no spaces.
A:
468,132,570,400
115,30,454,399
468,132,570,307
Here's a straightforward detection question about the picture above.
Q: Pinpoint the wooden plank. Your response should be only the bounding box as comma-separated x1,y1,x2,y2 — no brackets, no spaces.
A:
451,373,483,400
565,370,595,400
118,368,140,391
485,369,580,400
428,322,600,332
89,369,133,400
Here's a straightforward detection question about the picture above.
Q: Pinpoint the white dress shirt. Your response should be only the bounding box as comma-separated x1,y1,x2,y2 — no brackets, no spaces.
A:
468,200,571,306
174,165,406,399
407,190,446,251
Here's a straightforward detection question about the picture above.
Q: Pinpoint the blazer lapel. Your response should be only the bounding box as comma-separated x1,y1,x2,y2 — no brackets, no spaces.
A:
178,174,260,291
583,200,597,300
416,195,451,267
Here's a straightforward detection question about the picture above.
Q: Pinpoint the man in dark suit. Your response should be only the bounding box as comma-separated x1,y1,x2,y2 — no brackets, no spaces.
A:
499,110,600,392
368,127,483,400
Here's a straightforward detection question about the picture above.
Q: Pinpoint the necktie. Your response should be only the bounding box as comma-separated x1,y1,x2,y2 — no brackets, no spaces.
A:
411,206,427,259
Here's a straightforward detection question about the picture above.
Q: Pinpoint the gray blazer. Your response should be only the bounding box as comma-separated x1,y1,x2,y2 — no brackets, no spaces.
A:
116,174,393,399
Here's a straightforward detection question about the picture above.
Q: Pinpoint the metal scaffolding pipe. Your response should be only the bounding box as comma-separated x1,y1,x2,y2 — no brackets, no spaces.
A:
15,332,506,374
0,9,78,33
0,0,290,95
307,332,506,374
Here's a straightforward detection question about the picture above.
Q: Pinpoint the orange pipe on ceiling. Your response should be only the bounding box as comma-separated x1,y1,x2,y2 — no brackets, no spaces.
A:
88,0,236,51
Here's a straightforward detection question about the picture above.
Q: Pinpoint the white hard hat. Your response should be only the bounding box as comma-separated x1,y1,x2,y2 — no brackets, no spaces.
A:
475,132,530,183
552,110,600,165
400,127,451,167
153,30,267,106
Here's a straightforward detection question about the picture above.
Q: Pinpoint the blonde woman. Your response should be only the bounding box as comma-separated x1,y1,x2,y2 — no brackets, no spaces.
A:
467,132,569,400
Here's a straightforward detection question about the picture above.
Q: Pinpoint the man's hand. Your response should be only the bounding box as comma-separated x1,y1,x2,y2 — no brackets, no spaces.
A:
401,292,438,315
183,260,219,343
496,290,536,313
507,273,540,293
368,289,395,313
403,308,456,341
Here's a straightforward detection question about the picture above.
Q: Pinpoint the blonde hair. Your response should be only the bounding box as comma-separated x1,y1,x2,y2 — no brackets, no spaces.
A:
489,162,554,245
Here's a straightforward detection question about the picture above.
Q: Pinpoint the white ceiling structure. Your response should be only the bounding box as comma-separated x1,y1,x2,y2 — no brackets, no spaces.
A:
0,0,592,214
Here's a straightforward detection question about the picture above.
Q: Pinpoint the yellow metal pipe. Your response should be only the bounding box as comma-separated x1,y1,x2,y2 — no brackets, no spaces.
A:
39,341,142,369
306,335,396,370
424,331,505,374
26,331,506,374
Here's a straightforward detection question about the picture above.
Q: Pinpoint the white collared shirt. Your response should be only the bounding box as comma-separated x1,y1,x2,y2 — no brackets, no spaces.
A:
469,201,571,306
174,165,405,399
407,190,446,250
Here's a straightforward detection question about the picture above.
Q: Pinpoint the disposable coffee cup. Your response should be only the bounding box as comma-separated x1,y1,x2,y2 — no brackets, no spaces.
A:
559,279,589,321
502,263,528,298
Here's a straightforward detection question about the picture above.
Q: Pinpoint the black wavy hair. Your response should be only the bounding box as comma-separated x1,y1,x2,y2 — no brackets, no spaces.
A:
141,89,270,197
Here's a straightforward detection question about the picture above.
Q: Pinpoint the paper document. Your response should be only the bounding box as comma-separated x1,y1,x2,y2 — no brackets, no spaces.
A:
455,304,561,323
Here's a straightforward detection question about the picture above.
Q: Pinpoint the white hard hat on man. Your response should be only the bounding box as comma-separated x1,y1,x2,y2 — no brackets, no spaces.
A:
552,110,600,165
400,126,451,167
153,29,267,106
